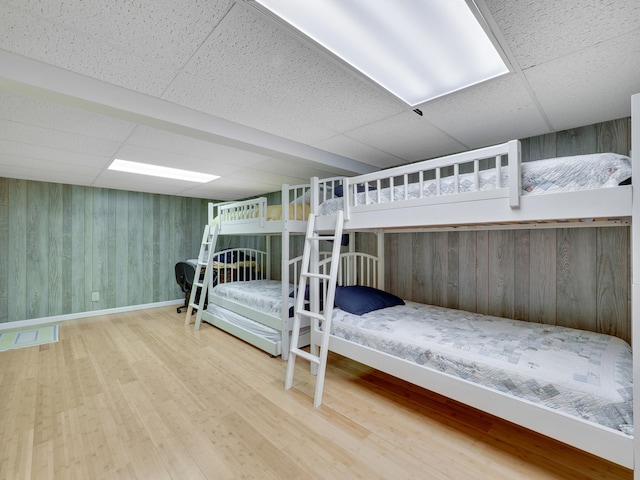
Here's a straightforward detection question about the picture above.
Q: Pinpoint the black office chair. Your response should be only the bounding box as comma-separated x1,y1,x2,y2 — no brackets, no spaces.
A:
175,261,196,314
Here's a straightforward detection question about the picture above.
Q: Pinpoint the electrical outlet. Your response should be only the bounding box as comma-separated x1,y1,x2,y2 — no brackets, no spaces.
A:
91,292,99,302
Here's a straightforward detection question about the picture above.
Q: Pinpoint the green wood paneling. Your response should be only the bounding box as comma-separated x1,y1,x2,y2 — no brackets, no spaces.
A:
115,190,129,307
446,232,459,310
0,178,8,322
9,180,27,321
92,188,108,311
128,191,144,305
71,185,86,313
384,226,629,342
61,185,73,314
513,230,530,322
529,229,557,325
142,194,159,303
475,230,489,315
26,181,49,318
596,227,630,340
0,178,209,323
487,230,515,319
458,231,477,312
557,228,597,331
48,183,63,316
83,186,93,311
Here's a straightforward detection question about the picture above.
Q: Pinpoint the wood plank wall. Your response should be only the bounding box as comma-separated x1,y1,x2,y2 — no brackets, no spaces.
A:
0,179,210,324
377,227,630,343
378,117,632,343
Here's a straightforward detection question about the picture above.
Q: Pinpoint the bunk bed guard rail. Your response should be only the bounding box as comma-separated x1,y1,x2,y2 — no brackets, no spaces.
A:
216,197,268,230
318,140,521,221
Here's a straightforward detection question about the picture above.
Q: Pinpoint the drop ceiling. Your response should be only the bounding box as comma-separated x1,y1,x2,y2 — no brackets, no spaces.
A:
0,0,639,200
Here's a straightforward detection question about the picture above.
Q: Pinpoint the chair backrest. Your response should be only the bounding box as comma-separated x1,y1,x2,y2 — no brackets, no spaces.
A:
174,262,196,293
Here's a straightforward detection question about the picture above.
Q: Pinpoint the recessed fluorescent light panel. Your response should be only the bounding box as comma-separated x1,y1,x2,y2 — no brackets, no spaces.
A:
249,0,509,106
108,159,219,183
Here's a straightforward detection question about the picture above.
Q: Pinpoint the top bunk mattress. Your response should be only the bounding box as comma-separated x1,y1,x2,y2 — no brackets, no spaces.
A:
330,300,633,435
319,152,631,215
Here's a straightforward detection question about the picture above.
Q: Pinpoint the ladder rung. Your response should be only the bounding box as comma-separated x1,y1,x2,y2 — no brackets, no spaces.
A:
291,348,320,365
194,282,204,288
297,310,325,321
188,302,199,309
197,261,207,266
302,272,330,280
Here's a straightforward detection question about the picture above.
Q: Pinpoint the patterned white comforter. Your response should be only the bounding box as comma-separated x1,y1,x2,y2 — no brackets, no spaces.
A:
212,280,294,317
320,153,631,215
330,301,633,435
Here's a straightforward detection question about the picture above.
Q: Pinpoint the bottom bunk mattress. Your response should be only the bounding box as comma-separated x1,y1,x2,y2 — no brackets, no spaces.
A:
205,280,310,354
212,279,294,317
330,301,633,435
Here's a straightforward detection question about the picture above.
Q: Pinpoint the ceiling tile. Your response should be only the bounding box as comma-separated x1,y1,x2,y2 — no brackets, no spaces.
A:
120,126,270,175
485,0,640,69
419,73,550,149
525,29,640,131
165,3,404,144
313,135,403,169
0,91,136,140
344,111,468,163
0,153,102,184
0,139,111,169
0,119,121,158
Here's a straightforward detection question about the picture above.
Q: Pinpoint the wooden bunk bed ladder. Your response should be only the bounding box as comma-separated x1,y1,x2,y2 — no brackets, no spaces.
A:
285,211,344,407
185,223,220,330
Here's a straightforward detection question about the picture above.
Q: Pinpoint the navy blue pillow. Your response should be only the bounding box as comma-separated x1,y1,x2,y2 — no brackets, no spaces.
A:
334,285,404,315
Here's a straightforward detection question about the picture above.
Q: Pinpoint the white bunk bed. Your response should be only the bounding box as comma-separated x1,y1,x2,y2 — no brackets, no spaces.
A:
198,182,316,359
297,93,639,471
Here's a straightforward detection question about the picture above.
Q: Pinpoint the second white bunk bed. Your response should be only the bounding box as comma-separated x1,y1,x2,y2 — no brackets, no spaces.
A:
196,182,314,359
291,93,639,472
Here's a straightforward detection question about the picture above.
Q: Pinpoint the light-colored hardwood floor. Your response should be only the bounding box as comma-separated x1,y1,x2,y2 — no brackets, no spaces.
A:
0,306,632,479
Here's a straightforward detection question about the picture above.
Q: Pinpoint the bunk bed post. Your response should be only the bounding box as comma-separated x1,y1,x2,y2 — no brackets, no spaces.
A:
377,230,384,290
281,184,292,361
631,92,639,479
310,177,319,214
266,234,272,281
507,139,521,208
282,184,290,221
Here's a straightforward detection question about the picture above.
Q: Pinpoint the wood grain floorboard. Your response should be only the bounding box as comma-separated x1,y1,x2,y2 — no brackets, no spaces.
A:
0,306,632,479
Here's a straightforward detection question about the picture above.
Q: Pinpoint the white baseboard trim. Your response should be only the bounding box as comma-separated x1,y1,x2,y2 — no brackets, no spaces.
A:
0,299,184,331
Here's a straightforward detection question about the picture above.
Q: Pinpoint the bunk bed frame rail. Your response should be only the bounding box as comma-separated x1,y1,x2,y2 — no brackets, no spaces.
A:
335,140,521,221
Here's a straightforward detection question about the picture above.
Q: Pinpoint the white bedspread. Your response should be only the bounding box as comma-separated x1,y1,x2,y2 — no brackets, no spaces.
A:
320,152,631,215
212,280,294,317
330,301,633,435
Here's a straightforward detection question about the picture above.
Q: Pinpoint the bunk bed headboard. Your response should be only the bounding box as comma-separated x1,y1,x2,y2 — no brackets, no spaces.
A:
314,251,380,289
337,252,379,288
210,247,268,287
